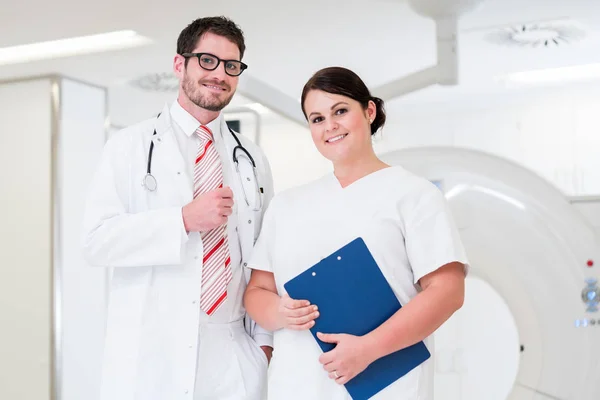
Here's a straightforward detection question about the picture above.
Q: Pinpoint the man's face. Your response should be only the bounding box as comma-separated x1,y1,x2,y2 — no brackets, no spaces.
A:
178,32,241,112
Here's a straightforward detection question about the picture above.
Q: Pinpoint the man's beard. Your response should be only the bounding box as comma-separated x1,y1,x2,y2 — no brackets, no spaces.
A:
182,72,234,112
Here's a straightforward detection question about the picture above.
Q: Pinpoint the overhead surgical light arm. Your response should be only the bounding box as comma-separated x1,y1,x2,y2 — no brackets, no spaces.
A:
237,75,306,126
234,0,484,125
372,0,483,101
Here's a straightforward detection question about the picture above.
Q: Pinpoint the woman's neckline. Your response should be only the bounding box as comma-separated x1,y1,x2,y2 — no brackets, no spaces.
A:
332,164,393,190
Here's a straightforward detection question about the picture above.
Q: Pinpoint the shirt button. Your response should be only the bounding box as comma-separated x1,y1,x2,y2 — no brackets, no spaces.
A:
194,256,198,260
243,262,248,267
248,220,252,224
192,300,196,304
184,390,189,394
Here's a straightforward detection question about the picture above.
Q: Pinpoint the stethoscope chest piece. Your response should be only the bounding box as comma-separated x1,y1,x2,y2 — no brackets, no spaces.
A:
143,173,157,192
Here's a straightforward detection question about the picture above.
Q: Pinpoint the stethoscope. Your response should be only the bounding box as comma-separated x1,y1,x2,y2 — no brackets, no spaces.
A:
142,115,263,212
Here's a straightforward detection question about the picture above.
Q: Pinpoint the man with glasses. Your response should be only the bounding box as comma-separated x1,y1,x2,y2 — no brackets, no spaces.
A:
82,16,274,400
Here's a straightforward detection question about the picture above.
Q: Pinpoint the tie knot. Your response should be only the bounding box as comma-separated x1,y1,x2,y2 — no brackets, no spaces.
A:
195,125,213,142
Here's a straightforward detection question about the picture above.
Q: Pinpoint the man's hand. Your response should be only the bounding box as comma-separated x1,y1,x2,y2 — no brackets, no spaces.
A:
182,187,233,232
260,346,273,364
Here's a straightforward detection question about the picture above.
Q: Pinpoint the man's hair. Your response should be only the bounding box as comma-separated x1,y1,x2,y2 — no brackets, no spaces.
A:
177,16,246,65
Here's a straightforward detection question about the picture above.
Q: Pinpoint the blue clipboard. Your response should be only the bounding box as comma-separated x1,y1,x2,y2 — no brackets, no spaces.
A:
283,237,431,400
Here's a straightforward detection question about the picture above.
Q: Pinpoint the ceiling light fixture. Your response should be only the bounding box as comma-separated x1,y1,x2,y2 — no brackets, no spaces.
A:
0,30,152,66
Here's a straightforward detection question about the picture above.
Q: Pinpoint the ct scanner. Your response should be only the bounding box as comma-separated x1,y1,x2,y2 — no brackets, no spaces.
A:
380,147,600,400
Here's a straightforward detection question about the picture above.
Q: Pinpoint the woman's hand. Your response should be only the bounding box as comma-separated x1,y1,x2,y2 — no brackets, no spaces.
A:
317,332,374,385
277,293,319,330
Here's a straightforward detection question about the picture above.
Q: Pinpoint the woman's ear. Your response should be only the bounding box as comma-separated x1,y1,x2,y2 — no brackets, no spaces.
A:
367,100,377,124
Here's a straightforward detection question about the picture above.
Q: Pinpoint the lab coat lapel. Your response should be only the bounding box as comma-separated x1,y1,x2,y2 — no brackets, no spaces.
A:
152,105,193,203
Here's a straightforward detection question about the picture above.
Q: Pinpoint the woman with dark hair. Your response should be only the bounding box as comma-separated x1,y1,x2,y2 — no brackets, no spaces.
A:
244,67,468,399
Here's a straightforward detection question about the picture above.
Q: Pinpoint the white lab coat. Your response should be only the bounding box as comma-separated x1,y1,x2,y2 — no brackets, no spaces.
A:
82,104,274,400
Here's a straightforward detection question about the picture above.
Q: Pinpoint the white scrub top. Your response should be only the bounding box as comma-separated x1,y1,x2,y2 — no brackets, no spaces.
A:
247,166,469,400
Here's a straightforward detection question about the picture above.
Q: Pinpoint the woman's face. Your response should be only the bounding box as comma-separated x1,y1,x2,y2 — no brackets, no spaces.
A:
303,90,376,164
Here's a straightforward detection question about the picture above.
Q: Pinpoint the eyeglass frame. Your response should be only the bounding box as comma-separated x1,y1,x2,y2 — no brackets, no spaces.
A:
180,52,248,76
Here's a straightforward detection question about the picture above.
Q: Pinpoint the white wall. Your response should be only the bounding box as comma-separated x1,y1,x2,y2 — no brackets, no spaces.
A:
57,79,107,400
375,82,600,197
0,78,53,400
257,121,331,193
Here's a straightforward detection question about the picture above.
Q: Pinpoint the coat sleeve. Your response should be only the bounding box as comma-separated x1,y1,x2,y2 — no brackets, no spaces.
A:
81,132,189,268
248,148,275,348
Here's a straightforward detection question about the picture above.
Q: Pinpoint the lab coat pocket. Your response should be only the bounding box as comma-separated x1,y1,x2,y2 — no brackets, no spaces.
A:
231,332,268,400
195,333,246,400
247,334,269,367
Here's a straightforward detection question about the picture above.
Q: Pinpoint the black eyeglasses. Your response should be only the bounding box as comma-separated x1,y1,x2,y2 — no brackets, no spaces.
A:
181,52,248,76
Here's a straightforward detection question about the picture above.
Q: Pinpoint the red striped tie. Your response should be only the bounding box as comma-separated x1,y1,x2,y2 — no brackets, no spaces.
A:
194,125,232,316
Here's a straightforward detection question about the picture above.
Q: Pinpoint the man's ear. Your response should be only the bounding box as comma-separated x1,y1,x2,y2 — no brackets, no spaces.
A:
173,54,185,80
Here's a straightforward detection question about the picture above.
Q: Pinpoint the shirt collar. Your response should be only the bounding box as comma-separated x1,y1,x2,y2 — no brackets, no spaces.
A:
170,99,223,138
